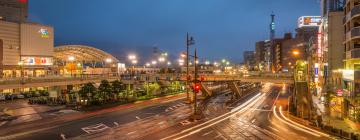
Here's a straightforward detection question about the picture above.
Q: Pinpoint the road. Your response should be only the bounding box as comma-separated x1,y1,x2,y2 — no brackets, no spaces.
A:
0,95,191,140
0,83,337,140
144,83,335,140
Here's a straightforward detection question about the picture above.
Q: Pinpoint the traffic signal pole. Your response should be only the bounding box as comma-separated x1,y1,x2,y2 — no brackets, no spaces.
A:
193,48,198,116
186,33,190,103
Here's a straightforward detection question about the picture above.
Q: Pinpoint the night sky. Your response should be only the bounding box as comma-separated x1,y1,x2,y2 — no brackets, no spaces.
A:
28,0,320,63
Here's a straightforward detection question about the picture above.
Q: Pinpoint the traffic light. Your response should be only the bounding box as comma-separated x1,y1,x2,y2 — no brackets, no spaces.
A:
193,83,200,93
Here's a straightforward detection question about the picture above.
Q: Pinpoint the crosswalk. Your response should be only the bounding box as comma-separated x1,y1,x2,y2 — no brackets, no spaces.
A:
165,102,185,112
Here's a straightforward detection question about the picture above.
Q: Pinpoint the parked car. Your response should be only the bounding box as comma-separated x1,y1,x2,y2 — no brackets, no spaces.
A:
0,94,5,101
15,94,25,99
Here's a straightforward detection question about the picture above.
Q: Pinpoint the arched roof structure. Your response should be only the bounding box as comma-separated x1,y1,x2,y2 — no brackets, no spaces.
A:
54,45,119,63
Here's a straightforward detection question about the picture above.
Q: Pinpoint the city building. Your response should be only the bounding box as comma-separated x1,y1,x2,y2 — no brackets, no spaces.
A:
255,41,265,71
0,20,54,78
243,51,255,70
0,0,28,22
343,0,360,121
54,45,120,76
321,11,344,91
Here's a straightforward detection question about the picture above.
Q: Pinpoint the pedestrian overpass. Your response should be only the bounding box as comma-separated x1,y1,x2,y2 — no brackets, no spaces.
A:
0,73,293,90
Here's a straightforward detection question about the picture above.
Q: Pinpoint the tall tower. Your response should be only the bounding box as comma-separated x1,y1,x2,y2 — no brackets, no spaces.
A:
270,13,275,40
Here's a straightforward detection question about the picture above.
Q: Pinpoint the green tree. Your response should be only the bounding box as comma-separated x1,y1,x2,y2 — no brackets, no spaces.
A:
78,82,97,104
98,80,112,102
111,80,125,100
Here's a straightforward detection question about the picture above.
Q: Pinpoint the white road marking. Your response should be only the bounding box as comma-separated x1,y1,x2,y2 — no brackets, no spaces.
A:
268,126,279,132
251,119,256,124
127,131,137,135
113,122,119,126
81,123,110,134
202,130,213,136
60,133,66,140
0,121,7,127
136,116,140,120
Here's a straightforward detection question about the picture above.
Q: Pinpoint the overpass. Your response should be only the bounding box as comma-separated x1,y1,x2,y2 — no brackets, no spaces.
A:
122,74,294,84
0,73,293,90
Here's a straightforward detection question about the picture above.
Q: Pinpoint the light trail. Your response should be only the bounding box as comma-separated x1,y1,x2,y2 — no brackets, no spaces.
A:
278,106,330,137
160,92,265,140
272,106,321,137
171,93,267,140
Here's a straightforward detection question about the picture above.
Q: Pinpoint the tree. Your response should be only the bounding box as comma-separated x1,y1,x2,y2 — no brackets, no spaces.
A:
78,82,97,104
111,80,125,100
98,80,112,102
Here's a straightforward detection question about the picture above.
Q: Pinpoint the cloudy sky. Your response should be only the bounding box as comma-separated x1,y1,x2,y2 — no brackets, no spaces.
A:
28,0,320,63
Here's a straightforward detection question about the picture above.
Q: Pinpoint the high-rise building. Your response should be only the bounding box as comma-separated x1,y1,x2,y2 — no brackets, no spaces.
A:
255,41,265,70
0,0,28,23
243,51,255,70
343,0,360,121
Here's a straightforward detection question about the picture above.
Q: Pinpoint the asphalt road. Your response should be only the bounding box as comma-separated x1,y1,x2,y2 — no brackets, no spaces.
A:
0,97,189,140
143,83,335,140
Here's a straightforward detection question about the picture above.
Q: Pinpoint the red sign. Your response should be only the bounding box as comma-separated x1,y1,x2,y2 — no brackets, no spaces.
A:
336,89,343,96
18,0,28,4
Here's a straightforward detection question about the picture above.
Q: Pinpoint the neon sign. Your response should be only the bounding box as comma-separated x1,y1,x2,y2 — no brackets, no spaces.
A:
38,28,49,38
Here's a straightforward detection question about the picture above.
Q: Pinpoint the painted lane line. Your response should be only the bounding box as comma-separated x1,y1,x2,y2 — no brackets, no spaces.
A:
272,106,321,137
127,131,137,135
268,126,279,132
60,133,66,140
202,130,214,136
278,106,330,137
0,121,7,127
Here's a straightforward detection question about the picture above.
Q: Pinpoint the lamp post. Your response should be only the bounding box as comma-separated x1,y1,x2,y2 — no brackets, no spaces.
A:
128,54,137,79
186,33,195,103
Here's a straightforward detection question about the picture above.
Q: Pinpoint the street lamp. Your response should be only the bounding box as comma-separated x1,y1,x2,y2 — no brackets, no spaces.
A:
185,33,195,103
292,50,300,56
128,54,137,78
128,55,136,60
151,60,157,65
205,61,210,65
158,57,165,62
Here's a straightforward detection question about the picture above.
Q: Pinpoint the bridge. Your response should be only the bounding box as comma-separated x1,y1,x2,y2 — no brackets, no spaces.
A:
0,73,293,90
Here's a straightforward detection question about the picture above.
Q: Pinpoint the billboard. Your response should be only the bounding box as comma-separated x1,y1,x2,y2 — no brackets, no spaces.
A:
20,23,54,57
298,16,321,28
21,56,53,66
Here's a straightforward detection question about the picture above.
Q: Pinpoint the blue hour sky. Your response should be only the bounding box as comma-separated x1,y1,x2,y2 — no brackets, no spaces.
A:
28,0,320,63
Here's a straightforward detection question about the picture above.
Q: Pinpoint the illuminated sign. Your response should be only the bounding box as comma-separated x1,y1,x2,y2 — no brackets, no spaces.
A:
337,89,343,96
38,28,49,38
342,70,354,81
21,57,53,65
298,16,321,28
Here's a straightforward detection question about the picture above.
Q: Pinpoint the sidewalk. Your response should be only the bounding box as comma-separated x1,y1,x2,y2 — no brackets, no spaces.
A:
0,99,71,126
309,95,360,139
0,93,186,136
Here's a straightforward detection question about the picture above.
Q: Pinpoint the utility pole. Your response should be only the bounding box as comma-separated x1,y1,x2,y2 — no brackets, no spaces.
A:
186,33,195,103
